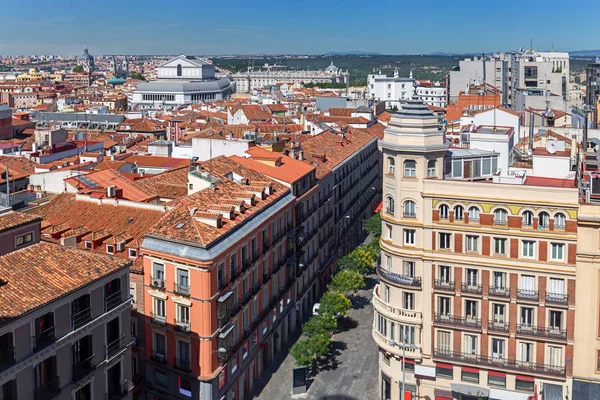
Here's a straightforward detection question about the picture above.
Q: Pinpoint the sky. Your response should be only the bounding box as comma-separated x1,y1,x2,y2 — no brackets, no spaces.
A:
1,0,598,56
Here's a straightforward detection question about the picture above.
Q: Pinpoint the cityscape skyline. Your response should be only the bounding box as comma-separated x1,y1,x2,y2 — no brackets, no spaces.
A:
1,0,598,56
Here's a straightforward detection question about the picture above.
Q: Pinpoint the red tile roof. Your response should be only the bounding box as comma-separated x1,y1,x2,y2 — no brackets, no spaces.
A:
0,156,36,185
120,154,190,169
65,169,156,202
116,118,166,134
0,211,41,233
132,167,189,199
231,147,315,185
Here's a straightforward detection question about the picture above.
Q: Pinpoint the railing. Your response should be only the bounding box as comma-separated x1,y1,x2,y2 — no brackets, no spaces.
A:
377,267,422,287
174,283,191,296
149,276,165,290
242,259,252,271
433,349,565,376
33,326,56,351
373,288,422,321
72,354,95,382
487,320,509,333
218,310,231,328
242,292,251,306
516,324,567,340
174,319,191,333
106,334,127,360
252,282,261,296
461,283,483,295
105,380,133,400
434,314,481,328
175,357,192,372
262,241,271,253
434,280,455,291
152,350,167,364
34,377,61,400
105,291,122,312
545,293,568,305
488,286,511,298
0,346,15,371
151,312,167,325
72,307,92,330
218,278,227,291
517,289,539,301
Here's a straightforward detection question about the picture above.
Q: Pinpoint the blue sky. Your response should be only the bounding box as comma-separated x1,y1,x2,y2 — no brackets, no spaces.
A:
0,0,598,55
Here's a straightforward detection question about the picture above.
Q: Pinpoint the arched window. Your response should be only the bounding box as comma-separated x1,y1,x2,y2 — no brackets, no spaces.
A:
454,205,464,221
404,160,416,177
554,213,566,229
388,157,396,175
539,212,550,229
468,207,480,222
522,211,533,227
403,200,416,218
386,196,395,215
494,209,508,225
427,160,437,177
177,64,182,77
439,204,449,220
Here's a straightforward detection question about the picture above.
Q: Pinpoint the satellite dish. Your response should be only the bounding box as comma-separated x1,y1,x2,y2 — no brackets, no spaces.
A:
546,140,557,154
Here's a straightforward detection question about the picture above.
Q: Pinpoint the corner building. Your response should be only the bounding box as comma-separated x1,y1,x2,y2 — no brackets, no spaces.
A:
375,97,577,400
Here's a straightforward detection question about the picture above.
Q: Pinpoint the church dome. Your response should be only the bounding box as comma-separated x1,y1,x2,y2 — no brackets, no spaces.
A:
79,46,94,62
325,61,338,72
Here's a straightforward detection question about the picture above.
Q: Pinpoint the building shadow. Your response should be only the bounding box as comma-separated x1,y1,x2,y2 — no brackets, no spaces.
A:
315,395,361,400
350,294,371,309
314,340,347,373
336,316,358,333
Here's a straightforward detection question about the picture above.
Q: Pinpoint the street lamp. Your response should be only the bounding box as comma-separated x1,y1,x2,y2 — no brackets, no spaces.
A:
390,327,418,400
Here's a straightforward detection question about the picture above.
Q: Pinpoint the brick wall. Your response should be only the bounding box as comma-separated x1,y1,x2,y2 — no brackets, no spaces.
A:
454,233,463,253
565,220,577,233
480,214,493,226
568,244,577,264
567,279,576,307
510,239,519,259
432,210,439,221
507,216,521,228
482,236,490,256
538,276,547,301
539,241,547,262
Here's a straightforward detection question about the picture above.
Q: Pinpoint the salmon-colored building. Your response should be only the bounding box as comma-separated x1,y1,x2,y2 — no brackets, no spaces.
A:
446,84,501,123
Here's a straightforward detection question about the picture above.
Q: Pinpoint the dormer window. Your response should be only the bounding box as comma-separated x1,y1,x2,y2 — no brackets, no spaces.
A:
106,244,115,254
128,248,138,259
84,241,92,249
116,242,125,252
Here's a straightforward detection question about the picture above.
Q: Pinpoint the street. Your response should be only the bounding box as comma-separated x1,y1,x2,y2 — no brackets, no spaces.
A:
252,275,380,400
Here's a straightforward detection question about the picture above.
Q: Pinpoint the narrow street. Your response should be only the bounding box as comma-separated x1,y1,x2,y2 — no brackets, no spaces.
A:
252,275,379,400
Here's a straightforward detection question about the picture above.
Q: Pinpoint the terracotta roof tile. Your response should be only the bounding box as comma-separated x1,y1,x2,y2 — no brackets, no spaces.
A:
0,211,41,233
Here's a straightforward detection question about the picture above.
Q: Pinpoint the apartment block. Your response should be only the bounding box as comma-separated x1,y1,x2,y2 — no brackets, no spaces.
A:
0,210,133,400
374,97,578,400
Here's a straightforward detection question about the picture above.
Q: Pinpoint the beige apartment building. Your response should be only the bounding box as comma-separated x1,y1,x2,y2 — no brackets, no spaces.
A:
374,97,583,400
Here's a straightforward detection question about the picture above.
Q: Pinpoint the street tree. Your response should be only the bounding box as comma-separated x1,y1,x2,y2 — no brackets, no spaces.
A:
329,269,365,296
363,213,382,237
290,338,315,368
319,291,351,318
72,65,84,73
302,315,336,337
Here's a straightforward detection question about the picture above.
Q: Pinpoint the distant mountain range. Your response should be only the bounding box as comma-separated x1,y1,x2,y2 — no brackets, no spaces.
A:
569,50,600,57
323,51,382,56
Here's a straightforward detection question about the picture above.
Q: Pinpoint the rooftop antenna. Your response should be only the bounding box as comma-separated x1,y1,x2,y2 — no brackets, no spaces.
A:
530,37,533,52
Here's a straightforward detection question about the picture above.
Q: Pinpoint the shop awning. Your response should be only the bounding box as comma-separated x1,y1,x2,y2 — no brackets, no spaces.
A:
451,383,490,397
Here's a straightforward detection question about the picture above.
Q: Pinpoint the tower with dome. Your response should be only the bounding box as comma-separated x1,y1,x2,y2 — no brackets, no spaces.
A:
77,45,97,73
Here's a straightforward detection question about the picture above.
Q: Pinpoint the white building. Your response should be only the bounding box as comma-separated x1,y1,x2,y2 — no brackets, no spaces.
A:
132,55,232,110
367,70,447,108
449,54,509,104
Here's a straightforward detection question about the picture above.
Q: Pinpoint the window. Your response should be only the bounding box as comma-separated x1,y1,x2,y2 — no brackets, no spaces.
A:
520,342,534,363
492,338,505,359
403,261,415,278
492,303,506,323
385,255,392,271
548,278,565,300
399,325,415,344
522,241,535,258
387,157,395,175
488,372,506,388
494,209,508,225
492,271,507,289
155,369,168,387
554,213,566,229
153,298,166,320
468,207,480,222
551,243,564,261
516,377,535,392
466,235,478,252
462,369,479,383
439,204,449,219
438,296,451,315
177,304,190,324
176,64,182,76
128,248,137,258
390,321,396,341
539,212,550,229
439,232,451,249
84,241,92,249
377,313,387,336
549,310,563,330
404,160,416,177
153,262,165,281
385,196,395,215
403,292,414,310
15,232,33,247
437,330,452,352
466,268,478,286
439,265,451,283
404,229,415,246
454,205,464,221
522,211,533,227
548,346,564,368
465,300,478,320
437,364,453,379
493,238,506,255
520,307,534,326
383,284,390,303
427,160,436,177
403,200,416,217
464,334,478,355
154,332,166,356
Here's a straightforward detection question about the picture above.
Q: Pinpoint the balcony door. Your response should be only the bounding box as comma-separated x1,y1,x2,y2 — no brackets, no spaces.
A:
381,373,391,400
107,361,121,394
34,355,57,388
73,335,92,366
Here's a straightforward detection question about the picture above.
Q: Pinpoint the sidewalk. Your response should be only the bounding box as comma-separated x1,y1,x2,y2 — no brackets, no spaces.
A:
252,275,379,400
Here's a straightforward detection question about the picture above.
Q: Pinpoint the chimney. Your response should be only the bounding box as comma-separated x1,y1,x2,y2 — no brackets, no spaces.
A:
571,134,578,160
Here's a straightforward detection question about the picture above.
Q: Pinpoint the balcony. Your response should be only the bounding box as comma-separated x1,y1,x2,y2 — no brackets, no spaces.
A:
106,334,127,360
174,319,191,333
434,280,455,291
150,276,165,290
152,350,167,364
242,258,252,271
242,292,251,306
461,283,483,295
33,326,56,351
377,267,422,288
0,346,15,372
545,293,568,305
175,357,192,372
151,312,167,326
434,314,481,329
372,286,422,325
174,283,191,297
372,329,422,360
72,307,92,330
487,320,509,333
517,289,539,302
488,286,511,298
218,311,231,329
106,380,133,400
72,354,95,382
433,349,565,377
104,291,122,312
252,282,261,296
262,241,271,253
218,278,227,291
516,325,567,340
34,377,61,400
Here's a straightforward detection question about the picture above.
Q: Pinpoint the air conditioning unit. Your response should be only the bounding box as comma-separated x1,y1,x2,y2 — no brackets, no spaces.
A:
155,353,165,362
153,279,164,288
